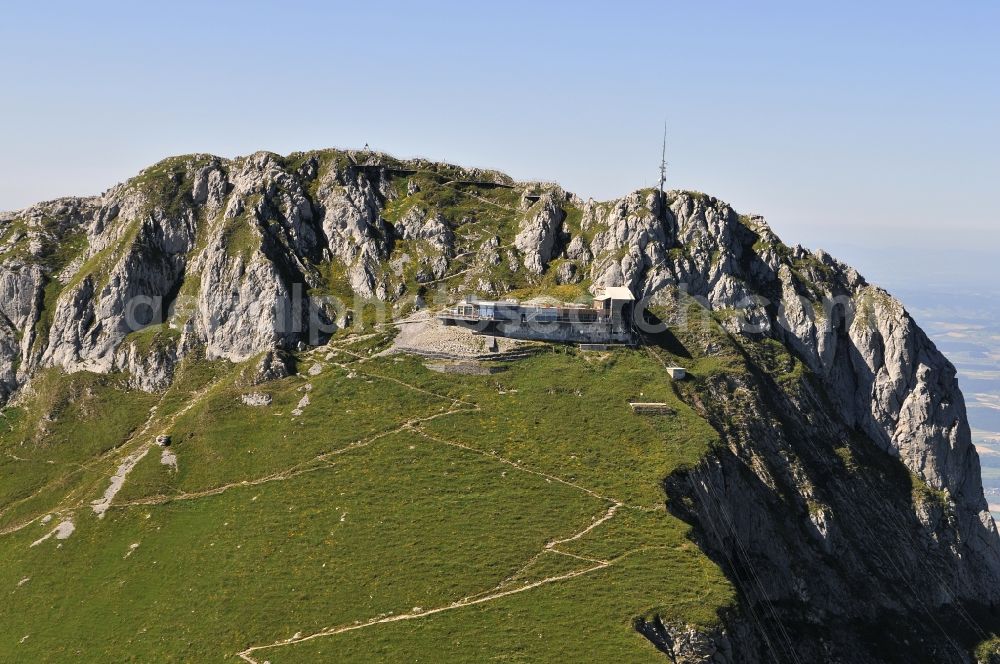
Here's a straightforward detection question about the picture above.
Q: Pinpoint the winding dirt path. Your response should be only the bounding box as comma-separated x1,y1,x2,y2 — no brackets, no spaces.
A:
0,371,228,538
114,351,474,510
113,404,468,509
235,499,625,664
5,339,650,663
233,367,639,664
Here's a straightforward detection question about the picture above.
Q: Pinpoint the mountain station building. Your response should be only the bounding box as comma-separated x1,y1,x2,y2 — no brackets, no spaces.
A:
438,287,636,344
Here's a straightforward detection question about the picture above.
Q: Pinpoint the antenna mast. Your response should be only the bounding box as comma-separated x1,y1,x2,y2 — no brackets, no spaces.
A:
658,122,667,198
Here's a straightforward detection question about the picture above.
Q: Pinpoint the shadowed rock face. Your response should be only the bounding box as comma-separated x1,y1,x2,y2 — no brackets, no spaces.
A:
0,148,997,661
662,345,999,662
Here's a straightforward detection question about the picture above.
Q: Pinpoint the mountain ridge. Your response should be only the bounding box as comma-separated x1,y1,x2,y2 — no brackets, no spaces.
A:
1,148,999,661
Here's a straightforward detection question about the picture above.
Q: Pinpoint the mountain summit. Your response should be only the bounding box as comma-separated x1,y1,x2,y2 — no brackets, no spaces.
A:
1,149,998,662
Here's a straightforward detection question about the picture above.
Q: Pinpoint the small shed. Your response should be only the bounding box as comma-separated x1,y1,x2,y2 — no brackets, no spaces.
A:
629,402,675,415
666,367,687,380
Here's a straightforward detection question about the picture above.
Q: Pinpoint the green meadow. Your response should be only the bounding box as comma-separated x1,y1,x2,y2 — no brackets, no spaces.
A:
0,332,734,662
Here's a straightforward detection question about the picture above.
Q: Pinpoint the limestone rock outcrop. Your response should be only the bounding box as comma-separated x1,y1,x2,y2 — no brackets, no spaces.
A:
514,194,564,274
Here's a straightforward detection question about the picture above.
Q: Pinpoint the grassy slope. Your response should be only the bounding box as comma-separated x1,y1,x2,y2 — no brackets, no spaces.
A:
0,371,160,531
0,331,734,662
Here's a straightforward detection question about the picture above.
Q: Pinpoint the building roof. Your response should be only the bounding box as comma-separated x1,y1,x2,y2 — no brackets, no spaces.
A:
593,286,635,302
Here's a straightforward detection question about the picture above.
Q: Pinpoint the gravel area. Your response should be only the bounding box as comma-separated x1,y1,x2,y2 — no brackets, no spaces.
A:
387,310,527,358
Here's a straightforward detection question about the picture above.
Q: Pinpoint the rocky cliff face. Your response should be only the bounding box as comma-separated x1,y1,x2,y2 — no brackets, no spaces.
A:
1,148,997,660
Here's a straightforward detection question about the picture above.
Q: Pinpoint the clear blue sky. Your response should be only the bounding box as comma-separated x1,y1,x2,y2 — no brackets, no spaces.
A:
2,0,997,276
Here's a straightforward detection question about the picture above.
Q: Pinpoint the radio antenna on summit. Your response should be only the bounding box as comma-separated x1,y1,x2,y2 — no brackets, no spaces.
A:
658,123,668,198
